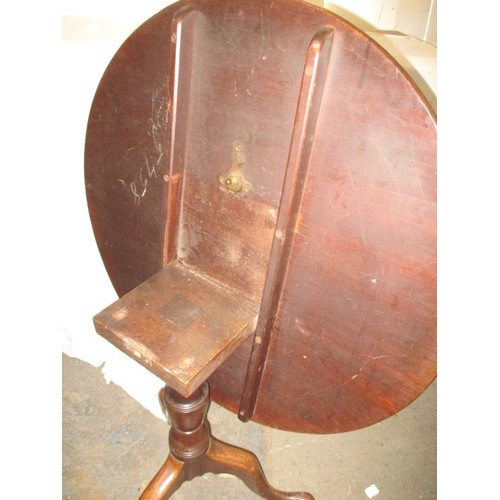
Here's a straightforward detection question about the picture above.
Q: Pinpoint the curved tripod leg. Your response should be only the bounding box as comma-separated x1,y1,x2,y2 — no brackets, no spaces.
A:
201,435,315,500
140,454,186,500
143,382,315,499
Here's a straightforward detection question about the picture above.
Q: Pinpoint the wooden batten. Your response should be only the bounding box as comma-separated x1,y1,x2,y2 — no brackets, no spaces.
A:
238,27,335,422
164,6,198,264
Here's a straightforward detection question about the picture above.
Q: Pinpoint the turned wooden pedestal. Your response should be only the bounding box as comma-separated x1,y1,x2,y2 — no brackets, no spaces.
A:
141,382,312,499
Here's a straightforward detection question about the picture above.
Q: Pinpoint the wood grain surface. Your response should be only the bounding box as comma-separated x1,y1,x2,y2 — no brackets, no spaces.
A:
85,0,436,433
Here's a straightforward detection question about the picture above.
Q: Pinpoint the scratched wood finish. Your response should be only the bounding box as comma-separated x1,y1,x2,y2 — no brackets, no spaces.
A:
93,262,259,397
85,0,436,433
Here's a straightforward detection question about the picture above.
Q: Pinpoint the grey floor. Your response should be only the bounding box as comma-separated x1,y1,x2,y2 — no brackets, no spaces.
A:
62,353,436,500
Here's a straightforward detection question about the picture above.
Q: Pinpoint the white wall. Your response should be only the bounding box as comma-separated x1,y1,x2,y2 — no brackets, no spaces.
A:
324,0,437,45
61,0,436,419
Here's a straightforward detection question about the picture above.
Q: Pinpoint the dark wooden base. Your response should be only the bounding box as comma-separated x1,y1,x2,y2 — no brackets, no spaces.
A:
140,382,314,499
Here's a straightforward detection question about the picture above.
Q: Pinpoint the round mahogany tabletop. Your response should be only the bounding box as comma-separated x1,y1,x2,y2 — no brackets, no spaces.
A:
85,0,436,434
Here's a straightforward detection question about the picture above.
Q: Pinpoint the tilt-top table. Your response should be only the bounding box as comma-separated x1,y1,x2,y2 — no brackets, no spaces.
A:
85,0,436,497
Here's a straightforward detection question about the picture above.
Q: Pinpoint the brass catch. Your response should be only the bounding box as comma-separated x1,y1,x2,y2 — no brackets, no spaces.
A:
219,142,252,194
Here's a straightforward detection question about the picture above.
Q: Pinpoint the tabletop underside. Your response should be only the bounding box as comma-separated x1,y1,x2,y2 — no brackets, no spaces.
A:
85,0,436,434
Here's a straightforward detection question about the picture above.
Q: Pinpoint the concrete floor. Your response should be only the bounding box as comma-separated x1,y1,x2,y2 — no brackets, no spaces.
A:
62,353,436,500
